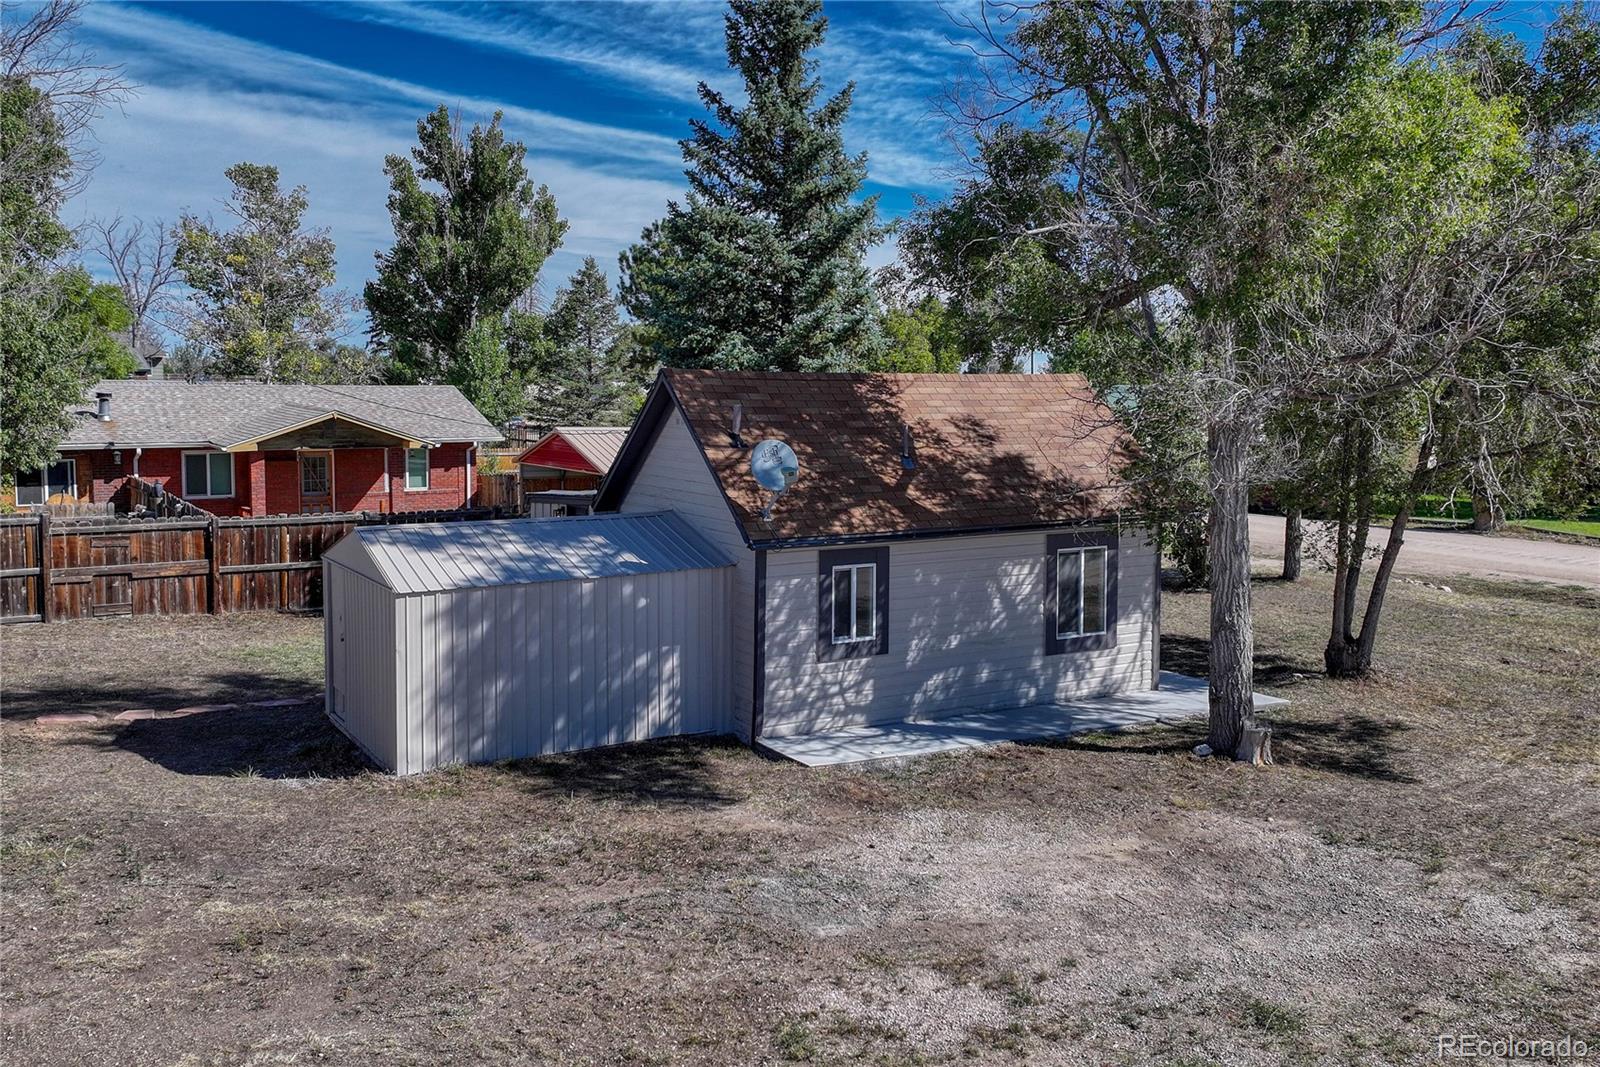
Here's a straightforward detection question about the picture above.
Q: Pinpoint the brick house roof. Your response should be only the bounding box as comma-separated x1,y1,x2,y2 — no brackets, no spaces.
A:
58,380,500,450
602,369,1135,546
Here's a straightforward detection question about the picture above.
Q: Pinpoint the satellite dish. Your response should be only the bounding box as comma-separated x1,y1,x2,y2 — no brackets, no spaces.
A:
749,439,799,519
750,439,799,491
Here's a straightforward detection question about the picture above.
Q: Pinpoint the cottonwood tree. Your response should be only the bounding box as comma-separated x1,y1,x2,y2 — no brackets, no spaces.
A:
525,257,647,430
1,0,134,471
620,0,884,371
906,2,1509,761
88,215,179,359
366,105,566,423
1280,19,1600,678
172,163,356,382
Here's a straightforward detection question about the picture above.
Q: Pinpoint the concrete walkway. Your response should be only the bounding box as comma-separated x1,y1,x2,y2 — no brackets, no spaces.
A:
757,672,1287,767
1249,513,1600,590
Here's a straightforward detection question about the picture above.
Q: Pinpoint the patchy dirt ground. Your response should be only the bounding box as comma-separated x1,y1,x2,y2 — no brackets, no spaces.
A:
2,576,1597,1066
1,613,323,719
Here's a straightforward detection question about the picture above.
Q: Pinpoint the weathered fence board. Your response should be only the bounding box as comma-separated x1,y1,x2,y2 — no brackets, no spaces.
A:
0,506,504,623
476,471,524,514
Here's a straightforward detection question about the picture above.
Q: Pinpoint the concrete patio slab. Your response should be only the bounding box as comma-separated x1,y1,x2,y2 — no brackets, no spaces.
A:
757,672,1289,767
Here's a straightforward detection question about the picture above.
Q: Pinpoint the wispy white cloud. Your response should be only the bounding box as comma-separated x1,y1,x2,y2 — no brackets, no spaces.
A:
307,0,969,192
65,0,968,319
69,2,690,303
316,0,732,103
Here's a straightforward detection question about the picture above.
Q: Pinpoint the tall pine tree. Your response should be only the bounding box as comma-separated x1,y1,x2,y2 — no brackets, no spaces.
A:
527,257,647,430
620,0,883,371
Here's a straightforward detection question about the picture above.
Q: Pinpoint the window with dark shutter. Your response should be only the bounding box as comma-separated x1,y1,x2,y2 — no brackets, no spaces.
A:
1044,531,1118,654
817,546,889,661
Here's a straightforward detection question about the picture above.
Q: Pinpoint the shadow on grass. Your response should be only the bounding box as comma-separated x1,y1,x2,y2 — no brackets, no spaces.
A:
1270,716,1416,783
1,670,320,722
499,736,746,810
1161,635,1315,689
1026,714,1416,783
109,703,370,780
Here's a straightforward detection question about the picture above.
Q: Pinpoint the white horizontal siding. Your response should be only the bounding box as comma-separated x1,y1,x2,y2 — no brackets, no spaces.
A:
759,527,1158,737
615,408,753,738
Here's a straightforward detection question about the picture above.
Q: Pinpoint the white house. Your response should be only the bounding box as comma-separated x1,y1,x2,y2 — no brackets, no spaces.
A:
324,368,1159,772
596,369,1158,743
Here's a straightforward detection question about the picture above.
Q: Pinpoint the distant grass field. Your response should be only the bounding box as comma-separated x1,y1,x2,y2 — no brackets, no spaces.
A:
1512,518,1600,538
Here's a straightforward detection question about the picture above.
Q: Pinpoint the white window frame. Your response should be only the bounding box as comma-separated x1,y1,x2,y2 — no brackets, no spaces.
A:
1055,546,1108,640
181,450,235,499
830,563,877,645
15,458,77,505
404,447,430,491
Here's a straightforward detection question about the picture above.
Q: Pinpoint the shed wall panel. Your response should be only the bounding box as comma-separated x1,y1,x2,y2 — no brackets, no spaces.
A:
759,527,1158,737
347,562,730,774
615,408,750,737
324,561,398,768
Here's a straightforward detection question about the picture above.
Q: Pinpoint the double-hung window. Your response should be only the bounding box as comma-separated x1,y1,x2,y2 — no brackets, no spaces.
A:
831,563,877,644
817,546,889,660
405,447,430,490
182,451,234,499
1044,533,1117,654
14,459,77,506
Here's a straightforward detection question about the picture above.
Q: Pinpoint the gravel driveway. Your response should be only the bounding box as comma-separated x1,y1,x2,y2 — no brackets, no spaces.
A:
1250,513,1600,589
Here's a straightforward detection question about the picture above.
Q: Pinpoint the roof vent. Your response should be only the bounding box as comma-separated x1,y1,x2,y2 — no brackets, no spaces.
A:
900,422,916,471
96,391,113,422
730,402,744,448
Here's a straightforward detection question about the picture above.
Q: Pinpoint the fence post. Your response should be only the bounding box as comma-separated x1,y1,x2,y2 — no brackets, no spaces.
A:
37,512,52,623
206,515,221,615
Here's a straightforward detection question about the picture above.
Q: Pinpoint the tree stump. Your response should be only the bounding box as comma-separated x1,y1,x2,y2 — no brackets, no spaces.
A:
1234,724,1274,766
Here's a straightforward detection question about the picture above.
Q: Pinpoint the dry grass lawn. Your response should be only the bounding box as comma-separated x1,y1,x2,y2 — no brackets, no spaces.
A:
2,574,1596,1066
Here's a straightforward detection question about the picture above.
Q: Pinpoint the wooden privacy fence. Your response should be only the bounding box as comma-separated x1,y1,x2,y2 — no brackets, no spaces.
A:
475,471,524,514
0,507,504,624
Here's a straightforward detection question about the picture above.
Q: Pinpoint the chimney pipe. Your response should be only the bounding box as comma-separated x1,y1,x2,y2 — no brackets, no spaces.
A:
96,391,112,422
730,402,744,447
901,422,916,470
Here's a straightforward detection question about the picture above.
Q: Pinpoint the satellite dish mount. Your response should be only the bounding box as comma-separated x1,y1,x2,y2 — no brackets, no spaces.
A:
749,438,800,521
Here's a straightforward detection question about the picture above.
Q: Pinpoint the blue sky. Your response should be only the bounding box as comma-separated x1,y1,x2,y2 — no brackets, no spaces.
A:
69,0,984,327
67,0,1566,340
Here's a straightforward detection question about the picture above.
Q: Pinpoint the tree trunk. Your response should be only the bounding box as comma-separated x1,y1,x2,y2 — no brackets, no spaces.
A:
1282,507,1303,581
1471,491,1504,532
1326,435,1435,678
1204,421,1262,762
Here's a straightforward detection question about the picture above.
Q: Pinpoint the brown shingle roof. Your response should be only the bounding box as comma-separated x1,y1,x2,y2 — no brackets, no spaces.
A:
657,369,1134,544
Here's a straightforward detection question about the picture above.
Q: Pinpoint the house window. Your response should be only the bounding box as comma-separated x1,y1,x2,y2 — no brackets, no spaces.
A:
405,447,430,490
300,453,331,497
181,452,234,498
816,546,889,660
831,563,877,644
1055,547,1108,638
1044,532,1118,655
14,459,77,506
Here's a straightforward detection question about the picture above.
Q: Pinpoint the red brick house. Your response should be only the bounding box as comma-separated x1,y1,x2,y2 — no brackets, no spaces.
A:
517,426,628,492
16,381,499,516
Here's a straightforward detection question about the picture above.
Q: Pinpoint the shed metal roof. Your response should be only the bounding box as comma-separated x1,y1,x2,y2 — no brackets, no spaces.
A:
327,511,733,595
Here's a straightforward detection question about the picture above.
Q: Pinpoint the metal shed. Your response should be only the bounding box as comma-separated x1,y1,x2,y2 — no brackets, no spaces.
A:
321,511,735,774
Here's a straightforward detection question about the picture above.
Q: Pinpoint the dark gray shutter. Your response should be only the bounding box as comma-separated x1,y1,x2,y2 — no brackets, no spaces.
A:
816,545,890,661
1044,531,1118,655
